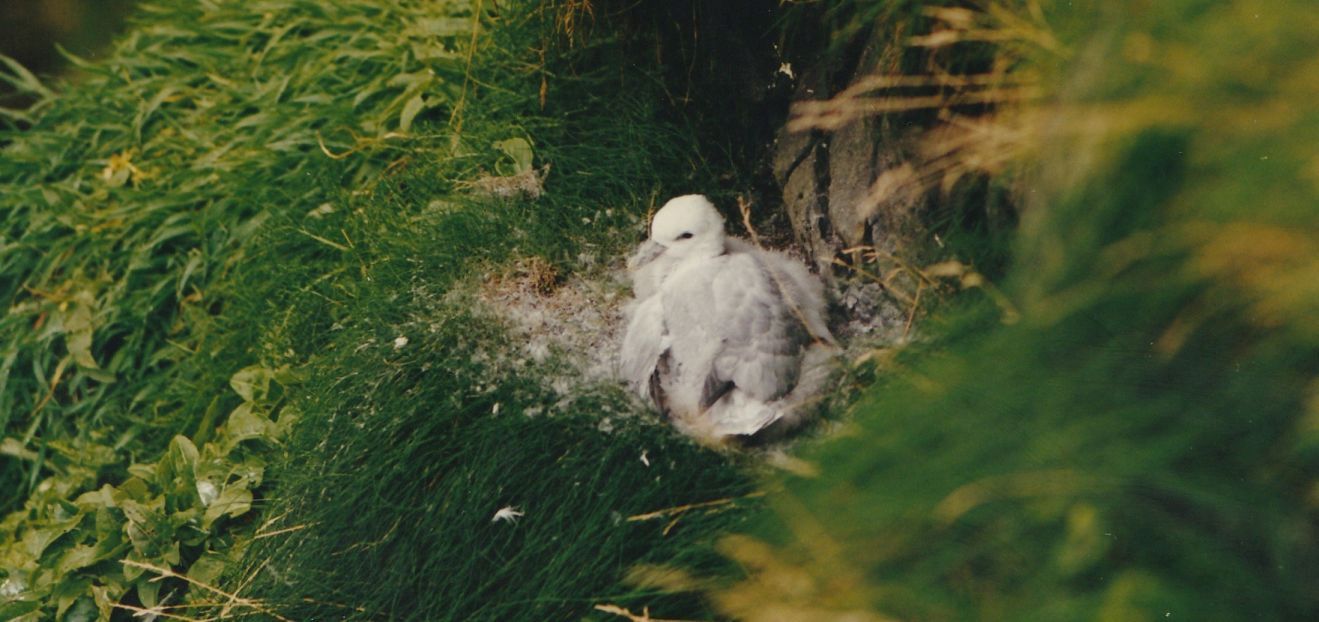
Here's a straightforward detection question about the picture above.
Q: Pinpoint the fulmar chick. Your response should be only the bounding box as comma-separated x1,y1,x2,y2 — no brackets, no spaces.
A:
619,194,836,441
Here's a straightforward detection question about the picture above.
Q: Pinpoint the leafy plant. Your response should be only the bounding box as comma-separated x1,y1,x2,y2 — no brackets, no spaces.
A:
2,0,752,619
0,365,292,621
0,0,487,507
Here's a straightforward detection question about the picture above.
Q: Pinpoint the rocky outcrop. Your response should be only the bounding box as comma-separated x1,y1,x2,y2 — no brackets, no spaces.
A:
770,30,933,278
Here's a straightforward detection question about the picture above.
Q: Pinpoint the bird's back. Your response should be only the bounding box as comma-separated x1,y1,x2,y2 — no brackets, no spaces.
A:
661,251,809,407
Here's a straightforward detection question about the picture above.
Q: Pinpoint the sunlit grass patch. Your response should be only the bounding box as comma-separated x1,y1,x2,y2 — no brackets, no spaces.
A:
0,0,493,496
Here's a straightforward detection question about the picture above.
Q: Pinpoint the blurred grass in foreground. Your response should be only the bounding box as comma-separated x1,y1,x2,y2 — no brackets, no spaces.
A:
704,1,1319,620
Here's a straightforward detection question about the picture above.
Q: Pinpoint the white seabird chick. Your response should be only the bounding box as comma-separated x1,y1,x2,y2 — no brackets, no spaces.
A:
619,194,836,440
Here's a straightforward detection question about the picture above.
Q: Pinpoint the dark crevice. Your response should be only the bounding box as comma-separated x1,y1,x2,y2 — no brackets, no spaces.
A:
810,131,834,250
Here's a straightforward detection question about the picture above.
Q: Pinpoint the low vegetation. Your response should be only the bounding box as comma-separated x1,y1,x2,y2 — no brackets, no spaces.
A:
1,0,1315,621
2,1,752,619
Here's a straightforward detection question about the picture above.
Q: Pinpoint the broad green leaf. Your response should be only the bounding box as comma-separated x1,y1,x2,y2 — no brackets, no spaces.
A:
20,515,81,559
271,364,304,386
53,499,80,521
52,576,91,619
226,404,273,445
94,506,119,543
62,596,98,622
163,541,181,566
72,485,114,511
120,556,146,583
135,575,160,609
0,601,40,620
92,529,127,563
89,584,115,622
119,500,150,527
269,404,299,442
186,552,228,586
493,137,534,174
228,456,266,489
115,476,151,501
171,435,200,467
121,501,174,559
229,366,271,403
203,484,253,529
56,545,99,575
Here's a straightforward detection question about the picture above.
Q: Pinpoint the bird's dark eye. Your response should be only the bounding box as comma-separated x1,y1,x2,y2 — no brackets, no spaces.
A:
677,232,694,240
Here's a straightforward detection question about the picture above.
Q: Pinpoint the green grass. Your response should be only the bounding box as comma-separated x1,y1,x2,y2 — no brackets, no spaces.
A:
1,0,757,619
0,0,493,493
4,0,1316,620
219,49,759,616
230,294,751,620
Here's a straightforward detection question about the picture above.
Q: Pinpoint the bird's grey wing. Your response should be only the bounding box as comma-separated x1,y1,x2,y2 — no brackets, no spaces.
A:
619,295,668,398
755,247,835,345
706,253,809,402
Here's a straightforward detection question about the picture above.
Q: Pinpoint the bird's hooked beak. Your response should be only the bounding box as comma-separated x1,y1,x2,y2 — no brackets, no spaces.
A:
626,239,666,271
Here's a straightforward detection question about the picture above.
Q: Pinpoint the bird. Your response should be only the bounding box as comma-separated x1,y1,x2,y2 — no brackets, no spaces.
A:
619,194,836,440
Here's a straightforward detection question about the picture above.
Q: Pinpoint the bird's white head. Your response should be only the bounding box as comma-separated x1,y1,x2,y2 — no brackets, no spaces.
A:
649,194,726,260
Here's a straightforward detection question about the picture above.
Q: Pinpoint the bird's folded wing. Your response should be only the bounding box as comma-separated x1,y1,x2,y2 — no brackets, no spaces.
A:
755,247,835,345
707,253,807,402
619,295,668,396
726,239,834,345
